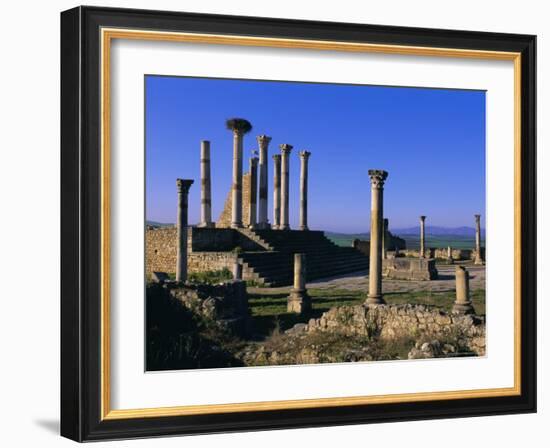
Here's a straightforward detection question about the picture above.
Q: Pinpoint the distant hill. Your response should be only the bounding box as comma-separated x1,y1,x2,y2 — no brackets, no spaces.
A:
391,226,485,237
146,220,174,227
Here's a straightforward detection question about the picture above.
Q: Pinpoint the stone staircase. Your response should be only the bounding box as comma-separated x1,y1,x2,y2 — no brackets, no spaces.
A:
237,229,369,287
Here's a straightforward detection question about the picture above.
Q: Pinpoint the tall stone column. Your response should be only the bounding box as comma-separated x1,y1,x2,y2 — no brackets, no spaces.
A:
257,135,271,228
419,215,426,258
176,178,193,282
272,154,281,229
287,253,311,313
382,218,389,259
248,156,259,228
453,266,475,314
299,150,311,231
366,170,388,306
199,140,213,227
230,130,244,228
279,144,293,230
474,214,483,265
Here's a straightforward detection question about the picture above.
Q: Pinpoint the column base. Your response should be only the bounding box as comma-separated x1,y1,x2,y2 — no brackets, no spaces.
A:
279,225,290,230
287,289,311,314
474,257,484,265
299,225,309,231
365,295,386,306
197,222,215,228
256,222,271,229
230,222,244,229
452,302,475,315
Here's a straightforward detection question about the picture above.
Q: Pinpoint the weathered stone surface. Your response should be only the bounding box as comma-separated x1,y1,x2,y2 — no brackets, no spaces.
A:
242,303,485,366
167,280,249,336
382,257,438,281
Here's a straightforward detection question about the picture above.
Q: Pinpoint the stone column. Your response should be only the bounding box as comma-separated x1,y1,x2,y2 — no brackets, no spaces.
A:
199,140,213,227
366,170,388,306
447,246,454,264
299,150,311,231
231,130,244,228
453,265,475,314
233,259,243,280
248,156,259,228
176,179,193,282
279,144,293,230
382,218,389,259
419,215,426,258
272,154,281,229
257,135,271,228
474,214,483,265
287,253,311,313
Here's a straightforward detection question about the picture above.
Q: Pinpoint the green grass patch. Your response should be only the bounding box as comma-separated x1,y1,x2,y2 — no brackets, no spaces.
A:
188,268,233,285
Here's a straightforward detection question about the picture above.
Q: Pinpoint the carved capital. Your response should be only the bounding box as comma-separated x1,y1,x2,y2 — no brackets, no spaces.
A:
474,214,481,221
279,143,293,155
299,150,311,160
272,154,281,162
250,157,259,167
257,135,272,148
368,169,388,189
420,215,426,222
176,178,194,194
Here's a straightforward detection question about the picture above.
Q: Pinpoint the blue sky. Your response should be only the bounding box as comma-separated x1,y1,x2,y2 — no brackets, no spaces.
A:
145,76,486,233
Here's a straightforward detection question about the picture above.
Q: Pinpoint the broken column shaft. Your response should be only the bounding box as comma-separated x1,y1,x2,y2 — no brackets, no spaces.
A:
420,215,426,258
453,265,475,314
199,140,213,227
287,253,311,313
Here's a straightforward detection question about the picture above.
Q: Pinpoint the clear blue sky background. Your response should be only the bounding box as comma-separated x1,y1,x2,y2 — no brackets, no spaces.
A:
145,76,485,233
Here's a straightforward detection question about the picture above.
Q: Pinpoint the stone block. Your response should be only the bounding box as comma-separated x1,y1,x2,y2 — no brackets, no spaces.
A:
382,257,438,281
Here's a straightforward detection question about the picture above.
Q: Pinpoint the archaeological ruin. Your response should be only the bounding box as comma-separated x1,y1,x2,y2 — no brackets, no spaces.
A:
146,117,486,369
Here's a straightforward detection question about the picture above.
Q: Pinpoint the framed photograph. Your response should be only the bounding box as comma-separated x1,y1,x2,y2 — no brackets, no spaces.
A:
60,6,536,441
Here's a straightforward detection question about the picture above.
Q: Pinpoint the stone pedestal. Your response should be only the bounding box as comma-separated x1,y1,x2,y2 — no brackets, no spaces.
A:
272,154,281,229
176,179,194,282
248,157,259,228
366,169,388,306
452,265,475,314
474,214,483,265
447,246,454,264
279,144,293,230
382,257,438,281
287,253,311,313
299,150,311,231
257,135,271,229
419,215,426,258
199,140,214,228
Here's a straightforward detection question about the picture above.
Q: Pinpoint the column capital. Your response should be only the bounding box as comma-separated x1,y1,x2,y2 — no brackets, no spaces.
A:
250,156,259,167
201,139,210,145
257,135,272,147
420,215,426,221
272,153,281,161
368,169,388,188
176,178,194,193
299,150,311,160
279,143,293,154
474,214,481,221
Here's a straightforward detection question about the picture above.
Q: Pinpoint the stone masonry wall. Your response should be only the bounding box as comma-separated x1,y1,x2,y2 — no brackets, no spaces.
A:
145,225,265,274
217,172,251,228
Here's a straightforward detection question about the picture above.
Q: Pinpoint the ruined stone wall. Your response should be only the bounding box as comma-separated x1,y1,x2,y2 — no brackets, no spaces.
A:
217,172,252,228
145,226,178,274
403,248,483,261
303,304,486,355
145,226,264,274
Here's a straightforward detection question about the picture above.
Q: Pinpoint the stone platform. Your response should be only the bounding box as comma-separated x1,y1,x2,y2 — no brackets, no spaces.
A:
382,257,438,281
